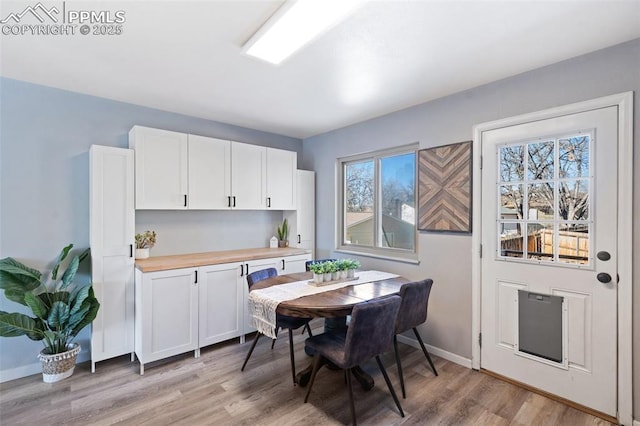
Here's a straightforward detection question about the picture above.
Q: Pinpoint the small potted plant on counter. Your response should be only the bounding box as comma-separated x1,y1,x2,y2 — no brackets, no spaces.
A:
135,230,157,259
0,244,100,383
277,219,289,248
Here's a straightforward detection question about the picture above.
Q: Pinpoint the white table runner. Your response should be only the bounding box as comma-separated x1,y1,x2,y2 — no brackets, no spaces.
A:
248,270,399,338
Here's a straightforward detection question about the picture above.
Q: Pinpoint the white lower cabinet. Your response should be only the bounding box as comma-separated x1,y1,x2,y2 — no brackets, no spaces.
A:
198,262,244,347
135,253,311,373
135,267,199,375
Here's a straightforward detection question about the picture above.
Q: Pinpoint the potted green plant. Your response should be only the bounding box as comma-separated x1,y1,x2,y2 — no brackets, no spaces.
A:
335,259,348,280
322,261,334,282
0,244,100,383
308,262,325,284
135,230,157,259
346,259,360,278
276,219,289,248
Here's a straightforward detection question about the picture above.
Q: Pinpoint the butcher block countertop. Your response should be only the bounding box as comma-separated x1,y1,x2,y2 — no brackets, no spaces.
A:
135,247,312,273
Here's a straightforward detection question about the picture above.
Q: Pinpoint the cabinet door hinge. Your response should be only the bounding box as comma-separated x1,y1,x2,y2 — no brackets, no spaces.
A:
479,244,483,258
480,155,483,170
479,332,482,348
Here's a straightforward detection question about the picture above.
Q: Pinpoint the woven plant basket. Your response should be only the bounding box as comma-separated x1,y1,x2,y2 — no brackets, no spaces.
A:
38,343,80,383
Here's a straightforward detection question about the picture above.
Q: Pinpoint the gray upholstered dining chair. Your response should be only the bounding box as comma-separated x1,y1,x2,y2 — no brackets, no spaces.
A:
241,267,313,384
304,295,404,425
393,278,437,398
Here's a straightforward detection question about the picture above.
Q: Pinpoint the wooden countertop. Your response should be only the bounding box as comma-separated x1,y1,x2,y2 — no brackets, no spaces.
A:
135,247,312,273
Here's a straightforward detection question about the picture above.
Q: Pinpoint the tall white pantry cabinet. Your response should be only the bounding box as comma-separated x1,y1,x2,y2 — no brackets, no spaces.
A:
89,145,136,372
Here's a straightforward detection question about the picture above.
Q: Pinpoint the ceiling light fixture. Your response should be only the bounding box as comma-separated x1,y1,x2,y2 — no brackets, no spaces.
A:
243,0,364,65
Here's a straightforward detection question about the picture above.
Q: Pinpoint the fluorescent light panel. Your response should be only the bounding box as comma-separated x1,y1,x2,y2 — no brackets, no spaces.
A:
244,0,364,65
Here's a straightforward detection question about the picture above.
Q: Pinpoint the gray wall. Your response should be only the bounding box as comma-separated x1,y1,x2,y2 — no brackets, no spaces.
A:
0,78,302,378
303,38,639,418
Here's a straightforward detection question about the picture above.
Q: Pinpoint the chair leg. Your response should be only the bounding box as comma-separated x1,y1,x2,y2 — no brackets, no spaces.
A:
304,354,323,403
375,355,404,418
241,332,262,371
305,323,313,337
346,367,357,426
288,328,296,385
412,328,438,376
271,327,279,350
393,335,406,398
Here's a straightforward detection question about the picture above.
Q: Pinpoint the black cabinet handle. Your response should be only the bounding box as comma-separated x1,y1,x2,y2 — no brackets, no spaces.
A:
130,244,133,258
233,196,236,207
281,259,285,270
267,197,271,208
245,263,249,275
184,194,187,207
240,264,244,276
228,196,231,207
297,234,301,244
195,270,198,283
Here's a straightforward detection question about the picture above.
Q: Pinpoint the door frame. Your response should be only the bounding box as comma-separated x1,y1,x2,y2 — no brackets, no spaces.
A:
471,92,633,424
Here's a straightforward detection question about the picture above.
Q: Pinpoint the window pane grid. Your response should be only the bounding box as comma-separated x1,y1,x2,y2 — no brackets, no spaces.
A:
497,133,593,267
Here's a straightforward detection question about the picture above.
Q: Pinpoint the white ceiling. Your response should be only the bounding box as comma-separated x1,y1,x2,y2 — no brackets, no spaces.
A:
1,1,639,139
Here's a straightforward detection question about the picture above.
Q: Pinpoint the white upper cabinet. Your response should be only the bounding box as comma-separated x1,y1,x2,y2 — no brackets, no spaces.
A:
130,126,188,209
230,142,267,210
188,135,231,209
266,148,297,210
130,126,297,211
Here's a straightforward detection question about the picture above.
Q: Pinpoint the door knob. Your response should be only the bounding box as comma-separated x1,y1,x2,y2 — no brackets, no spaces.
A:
597,272,612,283
596,251,611,261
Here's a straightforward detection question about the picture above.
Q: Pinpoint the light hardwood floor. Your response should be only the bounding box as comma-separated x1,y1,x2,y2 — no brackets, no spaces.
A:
0,323,614,425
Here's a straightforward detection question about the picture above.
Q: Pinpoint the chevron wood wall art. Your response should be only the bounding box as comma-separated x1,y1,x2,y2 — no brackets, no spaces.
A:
418,141,472,233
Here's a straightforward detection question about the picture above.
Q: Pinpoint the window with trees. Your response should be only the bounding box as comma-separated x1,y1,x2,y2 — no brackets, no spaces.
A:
339,145,417,259
498,133,591,266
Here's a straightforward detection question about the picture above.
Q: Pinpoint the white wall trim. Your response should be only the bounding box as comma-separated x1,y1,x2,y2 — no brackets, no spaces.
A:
397,334,472,369
0,351,91,383
471,91,634,426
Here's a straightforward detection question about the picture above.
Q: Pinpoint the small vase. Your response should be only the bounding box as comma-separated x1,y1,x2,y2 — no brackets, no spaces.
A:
323,272,332,282
331,271,340,281
278,240,289,248
135,248,150,259
38,343,81,383
339,270,348,280
347,269,355,279
313,273,323,284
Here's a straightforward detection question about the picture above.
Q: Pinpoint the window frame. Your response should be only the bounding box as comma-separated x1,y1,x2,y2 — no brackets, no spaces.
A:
336,143,419,264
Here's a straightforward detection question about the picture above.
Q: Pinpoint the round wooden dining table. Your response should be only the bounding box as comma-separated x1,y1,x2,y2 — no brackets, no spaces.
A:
249,271,410,387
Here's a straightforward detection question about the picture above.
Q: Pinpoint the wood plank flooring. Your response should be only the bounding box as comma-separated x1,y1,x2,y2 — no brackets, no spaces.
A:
0,322,614,425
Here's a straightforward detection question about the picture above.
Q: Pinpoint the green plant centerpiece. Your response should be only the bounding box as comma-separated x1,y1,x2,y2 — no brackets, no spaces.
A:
276,218,289,248
0,244,99,382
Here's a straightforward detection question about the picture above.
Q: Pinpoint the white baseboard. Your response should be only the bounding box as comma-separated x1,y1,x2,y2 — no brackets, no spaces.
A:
632,419,639,426
396,334,473,369
0,351,91,384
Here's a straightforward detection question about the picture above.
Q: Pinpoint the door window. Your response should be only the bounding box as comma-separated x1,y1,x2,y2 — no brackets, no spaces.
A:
497,133,592,266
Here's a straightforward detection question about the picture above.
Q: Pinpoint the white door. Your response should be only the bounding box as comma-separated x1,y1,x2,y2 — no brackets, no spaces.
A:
198,262,243,347
480,107,618,416
266,147,297,210
89,145,135,371
188,135,231,209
